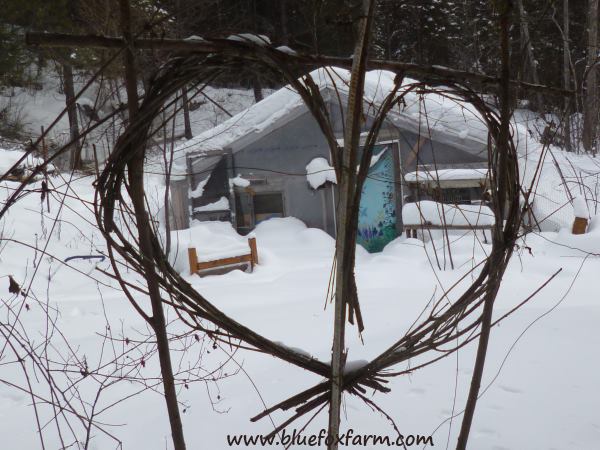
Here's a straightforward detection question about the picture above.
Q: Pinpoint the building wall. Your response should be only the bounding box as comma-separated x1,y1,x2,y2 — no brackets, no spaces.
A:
164,178,189,231
396,128,487,172
231,109,338,236
183,100,488,238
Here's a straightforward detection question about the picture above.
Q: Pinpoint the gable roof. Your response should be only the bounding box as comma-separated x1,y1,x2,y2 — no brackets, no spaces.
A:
172,67,490,177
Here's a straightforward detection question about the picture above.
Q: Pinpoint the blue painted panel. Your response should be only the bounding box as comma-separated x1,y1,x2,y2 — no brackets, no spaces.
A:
357,144,398,253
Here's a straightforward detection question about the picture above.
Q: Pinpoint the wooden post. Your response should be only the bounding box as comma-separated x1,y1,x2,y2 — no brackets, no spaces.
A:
40,126,50,212
248,237,258,268
392,142,403,237
92,144,100,179
188,247,198,274
118,2,187,448
572,217,588,234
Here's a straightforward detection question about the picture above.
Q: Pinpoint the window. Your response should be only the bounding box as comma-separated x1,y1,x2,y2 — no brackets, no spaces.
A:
235,192,253,234
430,187,483,205
253,193,284,224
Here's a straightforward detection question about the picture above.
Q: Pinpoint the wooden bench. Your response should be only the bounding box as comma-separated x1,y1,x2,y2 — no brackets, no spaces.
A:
404,224,494,242
402,201,495,243
188,237,258,276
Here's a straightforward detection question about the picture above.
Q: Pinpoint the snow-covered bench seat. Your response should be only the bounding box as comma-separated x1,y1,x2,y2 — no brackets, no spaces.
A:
402,201,495,239
404,168,489,186
188,237,258,276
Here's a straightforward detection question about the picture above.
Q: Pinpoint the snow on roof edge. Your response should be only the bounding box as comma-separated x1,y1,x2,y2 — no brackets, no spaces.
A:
175,67,491,161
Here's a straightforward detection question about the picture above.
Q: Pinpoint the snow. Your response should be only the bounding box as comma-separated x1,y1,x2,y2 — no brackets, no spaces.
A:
230,175,250,188
273,341,314,359
275,45,298,55
183,35,205,42
226,33,271,46
305,157,337,189
2,71,260,172
167,221,252,269
174,67,490,159
589,214,600,233
402,200,495,227
193,196,229,212
2,81,600,450
1,77,70,140
517,136,599,232
74,96,95,108
189,176,209,198
174,80,307,156
366,147,385,168
0,148,56,177
1,157,599,449
344,359,369,374
404,168,489,183
572,195,588,218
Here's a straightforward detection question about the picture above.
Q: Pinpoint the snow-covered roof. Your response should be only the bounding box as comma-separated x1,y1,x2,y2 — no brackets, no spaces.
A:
402,200,495,227
173,67,490,172
193,196,230,213
404,168,489,183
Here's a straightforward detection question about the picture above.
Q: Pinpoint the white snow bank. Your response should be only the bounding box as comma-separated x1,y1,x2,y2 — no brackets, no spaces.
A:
588,214,600,233
167,216,337,274
252,217,343,263
3,164,600,450
306,157,337,189
527,218,600,257
253,217,311,242
193,196,229,212
0,148,55,176
402,200,495,227
404,168,489,183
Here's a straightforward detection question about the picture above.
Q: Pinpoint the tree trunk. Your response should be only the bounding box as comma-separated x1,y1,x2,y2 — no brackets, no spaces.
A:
181,86,193,139
563,0,572,151
516,0,544,111
175,0,193,140
280,0,289,46
328,1,374,448
119,1,187,449
456,1,513,449
583,0,599,153
252,76,263,103
63,62,82,169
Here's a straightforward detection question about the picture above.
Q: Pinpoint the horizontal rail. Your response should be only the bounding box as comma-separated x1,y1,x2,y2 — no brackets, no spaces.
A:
196,254,252,271
188,237,258,275
24,32,571,95
404,224,494,231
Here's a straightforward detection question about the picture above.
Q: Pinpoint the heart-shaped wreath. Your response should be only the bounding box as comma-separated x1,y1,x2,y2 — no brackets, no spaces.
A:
92,36,526,444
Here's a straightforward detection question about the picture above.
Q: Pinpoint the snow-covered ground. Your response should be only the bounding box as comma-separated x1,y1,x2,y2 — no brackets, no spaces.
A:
1,71,262,167
1,143,599,449
2,71,600,448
